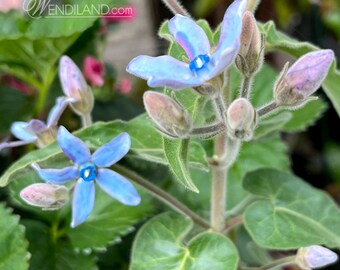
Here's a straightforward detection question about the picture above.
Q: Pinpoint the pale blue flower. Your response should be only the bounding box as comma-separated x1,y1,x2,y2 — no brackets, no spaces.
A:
32,126,141,228
0,97,74,151
126,0,246,89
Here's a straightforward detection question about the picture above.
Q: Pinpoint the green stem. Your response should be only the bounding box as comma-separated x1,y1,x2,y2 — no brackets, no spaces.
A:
239,255,296,270
210,132,228,232
35,68,57,115
191,122,226,137
240,76,252,99
113,164,211,230
226,195,256,218
257,102,279,117
224,215,243,233
81,113,93,127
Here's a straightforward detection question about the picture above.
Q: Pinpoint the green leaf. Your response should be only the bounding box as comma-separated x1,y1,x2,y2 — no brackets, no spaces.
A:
0,204,29,270
130,212,239,270
228,135,290,208
243,169,340,249
259,21,340,117
163,138,199,193
23,220,97,270
66,187,154,250
282,99,327,132
254,112,292,139
0,114,207,187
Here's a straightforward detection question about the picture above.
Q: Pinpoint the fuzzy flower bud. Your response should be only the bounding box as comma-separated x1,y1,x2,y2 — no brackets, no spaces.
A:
143,91,192,139
274,50,334,107
226,98,256,141
235,11,264,77
296,245,338,269
20,183,69,211
59,56,94,116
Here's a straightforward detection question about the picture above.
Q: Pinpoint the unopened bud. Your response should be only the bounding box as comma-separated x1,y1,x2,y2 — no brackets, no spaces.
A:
296,245,338,269
226,98,256,141
59,56,94,116
246,0,261,12
274,50,334,107
143,91,192,139
235,11,264,77
20,183,69,210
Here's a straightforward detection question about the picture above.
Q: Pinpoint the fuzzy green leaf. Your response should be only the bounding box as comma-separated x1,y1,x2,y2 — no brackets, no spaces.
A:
244,169,340,249
0,204,29,270
130,212,239,270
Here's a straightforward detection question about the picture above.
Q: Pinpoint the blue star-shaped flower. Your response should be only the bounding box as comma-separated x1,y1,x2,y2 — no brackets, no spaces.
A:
126,0,246,90
32,126,141,227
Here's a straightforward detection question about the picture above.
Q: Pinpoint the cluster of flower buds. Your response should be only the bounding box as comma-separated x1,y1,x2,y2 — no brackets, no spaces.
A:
295,245,338,269
143,91,193,139
59,56,95,116
226,98,256,141
274,50,334,108
235,11,264,78
20,183,69,211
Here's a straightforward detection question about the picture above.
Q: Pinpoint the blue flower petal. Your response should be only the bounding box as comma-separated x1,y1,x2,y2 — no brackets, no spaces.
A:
210,0,246,77
96,168,141,206
47,97,76,127
58,126,91,165
71,179,95,228
32,163,78,184
127,55,205,89
168,15,210,61
11,122,38,142
92,133,131,168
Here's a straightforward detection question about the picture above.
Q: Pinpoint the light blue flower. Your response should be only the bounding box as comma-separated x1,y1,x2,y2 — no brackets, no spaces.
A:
32,126,141,228
126,0,246,90
0,97,74,151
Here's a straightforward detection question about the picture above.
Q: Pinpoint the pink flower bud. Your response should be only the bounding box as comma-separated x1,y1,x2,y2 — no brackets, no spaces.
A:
82,56,105,88
59,56,94,115
226,98,256,140
235,11,264,77
296,245,338,269
20,183,69,210
0,0,22,12
274,50,334,106
143,91,192,139
116,78,132,95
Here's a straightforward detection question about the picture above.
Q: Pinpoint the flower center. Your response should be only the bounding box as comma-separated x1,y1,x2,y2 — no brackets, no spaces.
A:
80,164,97,182
189,54,210,72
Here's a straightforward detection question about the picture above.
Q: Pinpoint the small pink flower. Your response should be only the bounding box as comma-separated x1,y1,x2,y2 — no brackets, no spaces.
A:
0,0,22,12
116,78,132,94
82,56,105,87
102,5,136,22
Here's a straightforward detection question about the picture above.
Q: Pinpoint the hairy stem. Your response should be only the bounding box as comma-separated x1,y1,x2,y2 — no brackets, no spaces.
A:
113,164,210,230
81,113,93,127
191,122,226,137
161,0,191,17
214,95,228,123
240,76,252,99
240,255,296,270
210,132,228,232
224,215,244,233
257,102,279,117
226,195,257,218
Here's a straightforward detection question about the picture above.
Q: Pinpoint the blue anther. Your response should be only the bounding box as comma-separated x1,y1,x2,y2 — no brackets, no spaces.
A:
80,163,97,182
189,54,210,72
